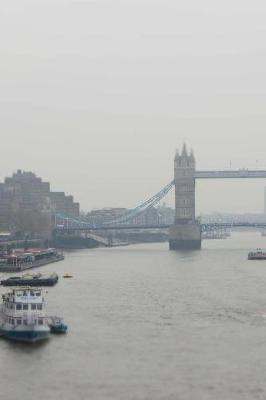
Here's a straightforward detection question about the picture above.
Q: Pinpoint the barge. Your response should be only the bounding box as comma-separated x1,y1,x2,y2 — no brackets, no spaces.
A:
0,248,64,272
1,272,59,287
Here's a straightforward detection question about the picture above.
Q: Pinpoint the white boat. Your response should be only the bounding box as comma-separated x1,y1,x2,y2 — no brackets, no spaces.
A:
0,287,50,343
248,249,266,260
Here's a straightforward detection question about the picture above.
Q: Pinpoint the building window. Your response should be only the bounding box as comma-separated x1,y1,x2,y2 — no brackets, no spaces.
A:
16,304,22,310
38,319,43,325
31,304,37,310
17,319,22,325
23,304,28,310
37,304,42,310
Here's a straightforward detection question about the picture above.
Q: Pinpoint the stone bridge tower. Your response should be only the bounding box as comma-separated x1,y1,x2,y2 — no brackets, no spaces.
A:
169,144,201,250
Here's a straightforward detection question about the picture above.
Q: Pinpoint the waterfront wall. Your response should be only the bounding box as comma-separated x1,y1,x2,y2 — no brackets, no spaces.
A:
53,235,102,249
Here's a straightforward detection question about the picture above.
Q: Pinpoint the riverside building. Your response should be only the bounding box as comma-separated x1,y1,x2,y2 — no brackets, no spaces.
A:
0,170,80,237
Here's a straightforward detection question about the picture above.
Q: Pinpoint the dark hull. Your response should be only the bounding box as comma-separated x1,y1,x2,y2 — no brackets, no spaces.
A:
50,324,68,334
1,276,58,287
248,256,266,260
0,329,50,343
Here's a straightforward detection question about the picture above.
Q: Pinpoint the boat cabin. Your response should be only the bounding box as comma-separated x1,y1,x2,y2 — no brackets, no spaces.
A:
1,287,46,327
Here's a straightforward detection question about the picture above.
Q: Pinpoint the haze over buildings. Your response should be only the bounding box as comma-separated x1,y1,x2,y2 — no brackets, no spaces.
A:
1,0,266,214
0,170,80,233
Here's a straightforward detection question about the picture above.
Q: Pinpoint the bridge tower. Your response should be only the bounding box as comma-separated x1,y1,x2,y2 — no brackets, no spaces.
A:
169,144,201,250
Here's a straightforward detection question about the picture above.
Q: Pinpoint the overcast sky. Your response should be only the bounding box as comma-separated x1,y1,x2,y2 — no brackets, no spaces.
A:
1,0,266,214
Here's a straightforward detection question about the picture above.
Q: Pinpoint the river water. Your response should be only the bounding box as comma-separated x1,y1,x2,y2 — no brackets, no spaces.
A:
1,232,266,400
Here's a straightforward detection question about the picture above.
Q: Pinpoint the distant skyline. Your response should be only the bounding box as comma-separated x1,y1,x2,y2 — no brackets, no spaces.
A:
1,0,266,213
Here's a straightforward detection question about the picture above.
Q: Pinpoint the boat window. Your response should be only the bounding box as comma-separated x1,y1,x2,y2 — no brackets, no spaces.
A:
17,319,22,325
36,292,41,297
16,304,22,310
37,304,42,310
30,291,35,296
23,304,28,310
38,319,43,325
31,304,37,310
23,291,27,296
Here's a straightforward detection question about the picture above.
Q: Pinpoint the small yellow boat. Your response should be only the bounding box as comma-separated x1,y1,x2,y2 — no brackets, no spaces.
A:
63,273,73,279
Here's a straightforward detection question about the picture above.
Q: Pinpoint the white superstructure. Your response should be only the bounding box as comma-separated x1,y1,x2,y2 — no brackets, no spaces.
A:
0,287,50,342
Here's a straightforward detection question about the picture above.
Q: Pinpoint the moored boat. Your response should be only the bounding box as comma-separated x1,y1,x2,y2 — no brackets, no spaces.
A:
48,316,68,334
0,287,50,343
63,273,73,278
0,248,64,272
248,249,266,260
1,272,59,287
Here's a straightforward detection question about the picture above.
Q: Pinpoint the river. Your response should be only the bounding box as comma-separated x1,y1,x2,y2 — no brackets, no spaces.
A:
1,232,266,400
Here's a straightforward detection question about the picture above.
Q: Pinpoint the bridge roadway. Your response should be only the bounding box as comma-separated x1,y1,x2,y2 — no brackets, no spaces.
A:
55,224,171,231
202,222,266,229
194,170,266,179
55,222,266,232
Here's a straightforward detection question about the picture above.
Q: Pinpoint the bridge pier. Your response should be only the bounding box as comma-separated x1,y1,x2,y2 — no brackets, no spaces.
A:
169,144,201,250
169,223,201,250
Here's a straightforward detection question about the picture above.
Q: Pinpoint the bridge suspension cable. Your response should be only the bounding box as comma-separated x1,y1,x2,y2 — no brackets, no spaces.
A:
54,180,175,229
102,180,175,226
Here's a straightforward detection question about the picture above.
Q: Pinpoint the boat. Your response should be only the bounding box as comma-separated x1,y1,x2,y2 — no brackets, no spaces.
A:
1,272,59,287
48,316,68,334
248,249,266,260
63,273,73,278
0,287,50,343
0,248,64,272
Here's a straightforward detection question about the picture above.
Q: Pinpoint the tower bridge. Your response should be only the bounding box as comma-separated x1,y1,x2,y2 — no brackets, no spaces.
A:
54,144,266,250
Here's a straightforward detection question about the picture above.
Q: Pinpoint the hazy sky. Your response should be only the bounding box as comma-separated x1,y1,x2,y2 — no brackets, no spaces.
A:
1,0,266,214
